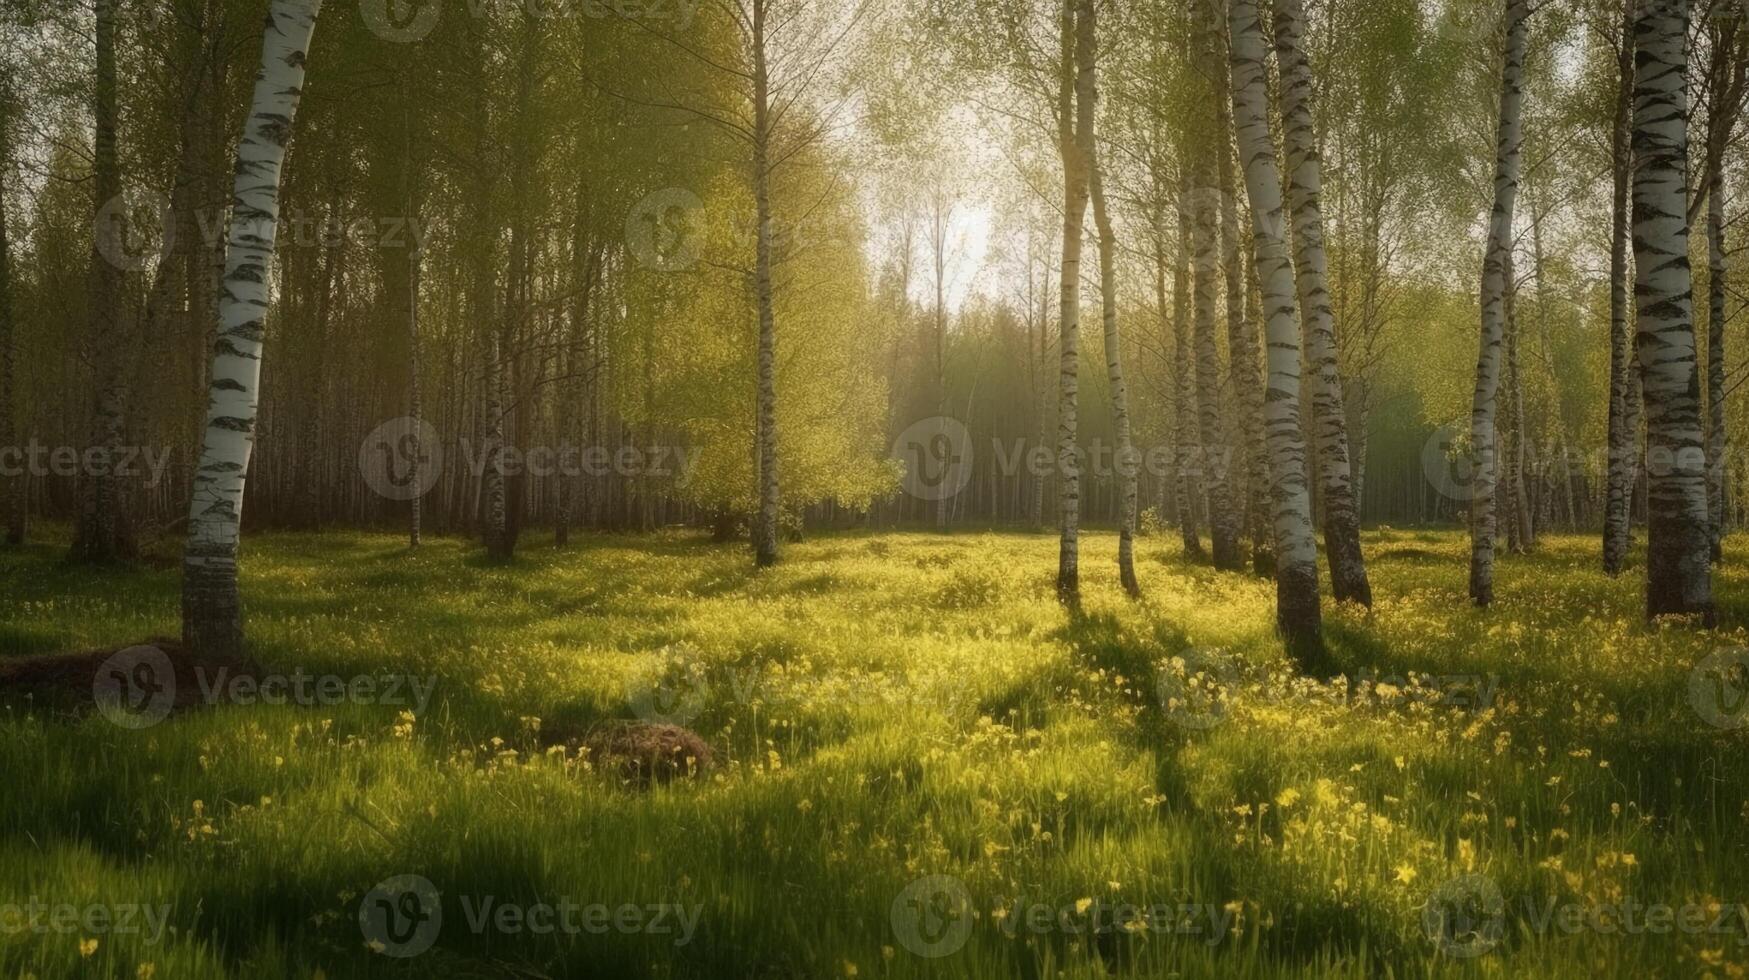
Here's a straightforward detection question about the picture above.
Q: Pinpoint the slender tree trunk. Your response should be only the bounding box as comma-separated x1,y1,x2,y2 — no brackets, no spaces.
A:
1274,0,1369,604
1221,95,1271,577
1502,254,1531,554
1706,161,1727,563
1468,0,1528,608
74,0,134,563
1083,3,1138,596
408,247,423,549
1603,0,1637,575
182,0,323,658
1191,2,1241,571
1635,0,1711,620
0,78,20,547
1172,189,1203,560
1229,0,1322,653
1245,247,1275,575
1055,0,1094,602
751,0,781,567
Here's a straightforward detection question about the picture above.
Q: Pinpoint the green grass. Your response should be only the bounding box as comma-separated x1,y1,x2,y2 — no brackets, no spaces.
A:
1,525,1747,978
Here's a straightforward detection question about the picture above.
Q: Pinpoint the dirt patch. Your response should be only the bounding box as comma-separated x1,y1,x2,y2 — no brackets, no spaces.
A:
543,720,714,786
0,638,260,723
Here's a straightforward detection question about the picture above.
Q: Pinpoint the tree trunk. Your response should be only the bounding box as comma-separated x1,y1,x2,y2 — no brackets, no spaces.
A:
1223,94,1272,577
1054,0,1093,602
1083,4,1138,596
182,0,323,658
751,0,781,568
1467,0,1528,608
1603,0,1636,575
1172,189,1203,560
1192,1,1240,570
1229,0,1322,653
1274,0,1369,605
1706,161,1727,563
1635,0,1711,620
74,0,134,563
0,77,20,546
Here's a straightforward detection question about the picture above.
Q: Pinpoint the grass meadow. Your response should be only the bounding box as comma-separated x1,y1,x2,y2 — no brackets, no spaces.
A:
2,525,1747,978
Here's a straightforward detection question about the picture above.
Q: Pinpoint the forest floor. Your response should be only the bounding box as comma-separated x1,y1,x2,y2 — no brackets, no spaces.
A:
1,526,1747,978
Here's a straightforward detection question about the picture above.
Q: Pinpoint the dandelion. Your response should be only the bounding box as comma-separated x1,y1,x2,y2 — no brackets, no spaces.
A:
79,938,98,957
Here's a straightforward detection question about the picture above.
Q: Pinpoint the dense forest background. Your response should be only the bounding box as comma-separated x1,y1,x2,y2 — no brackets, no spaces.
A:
0,0,1742,545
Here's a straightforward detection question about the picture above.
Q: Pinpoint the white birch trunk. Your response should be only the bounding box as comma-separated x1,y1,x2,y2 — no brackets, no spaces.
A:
1273,0,1370,605
182,0,323,657
1229,0,1322,650
1635,0,1711,619
1054,0,1094,601
1468,0,1528,608
1083,2,1138,596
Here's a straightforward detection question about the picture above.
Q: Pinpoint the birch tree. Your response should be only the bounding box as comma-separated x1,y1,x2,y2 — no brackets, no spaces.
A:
72,0,132,563
1229,0,1322,650
1697,10,1746,562
1193,0,1241,571
1603,0,1636,576
1467,0,1528,608
1273,0,1370,604
1172,187,1203,559
1082,0,1139,596
0,70,17,547
182,0,322,657
1634,0,1711,619
1056,0,1094,602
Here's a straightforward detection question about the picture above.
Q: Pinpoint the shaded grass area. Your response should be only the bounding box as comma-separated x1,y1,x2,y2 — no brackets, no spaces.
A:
1,525,1746,978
